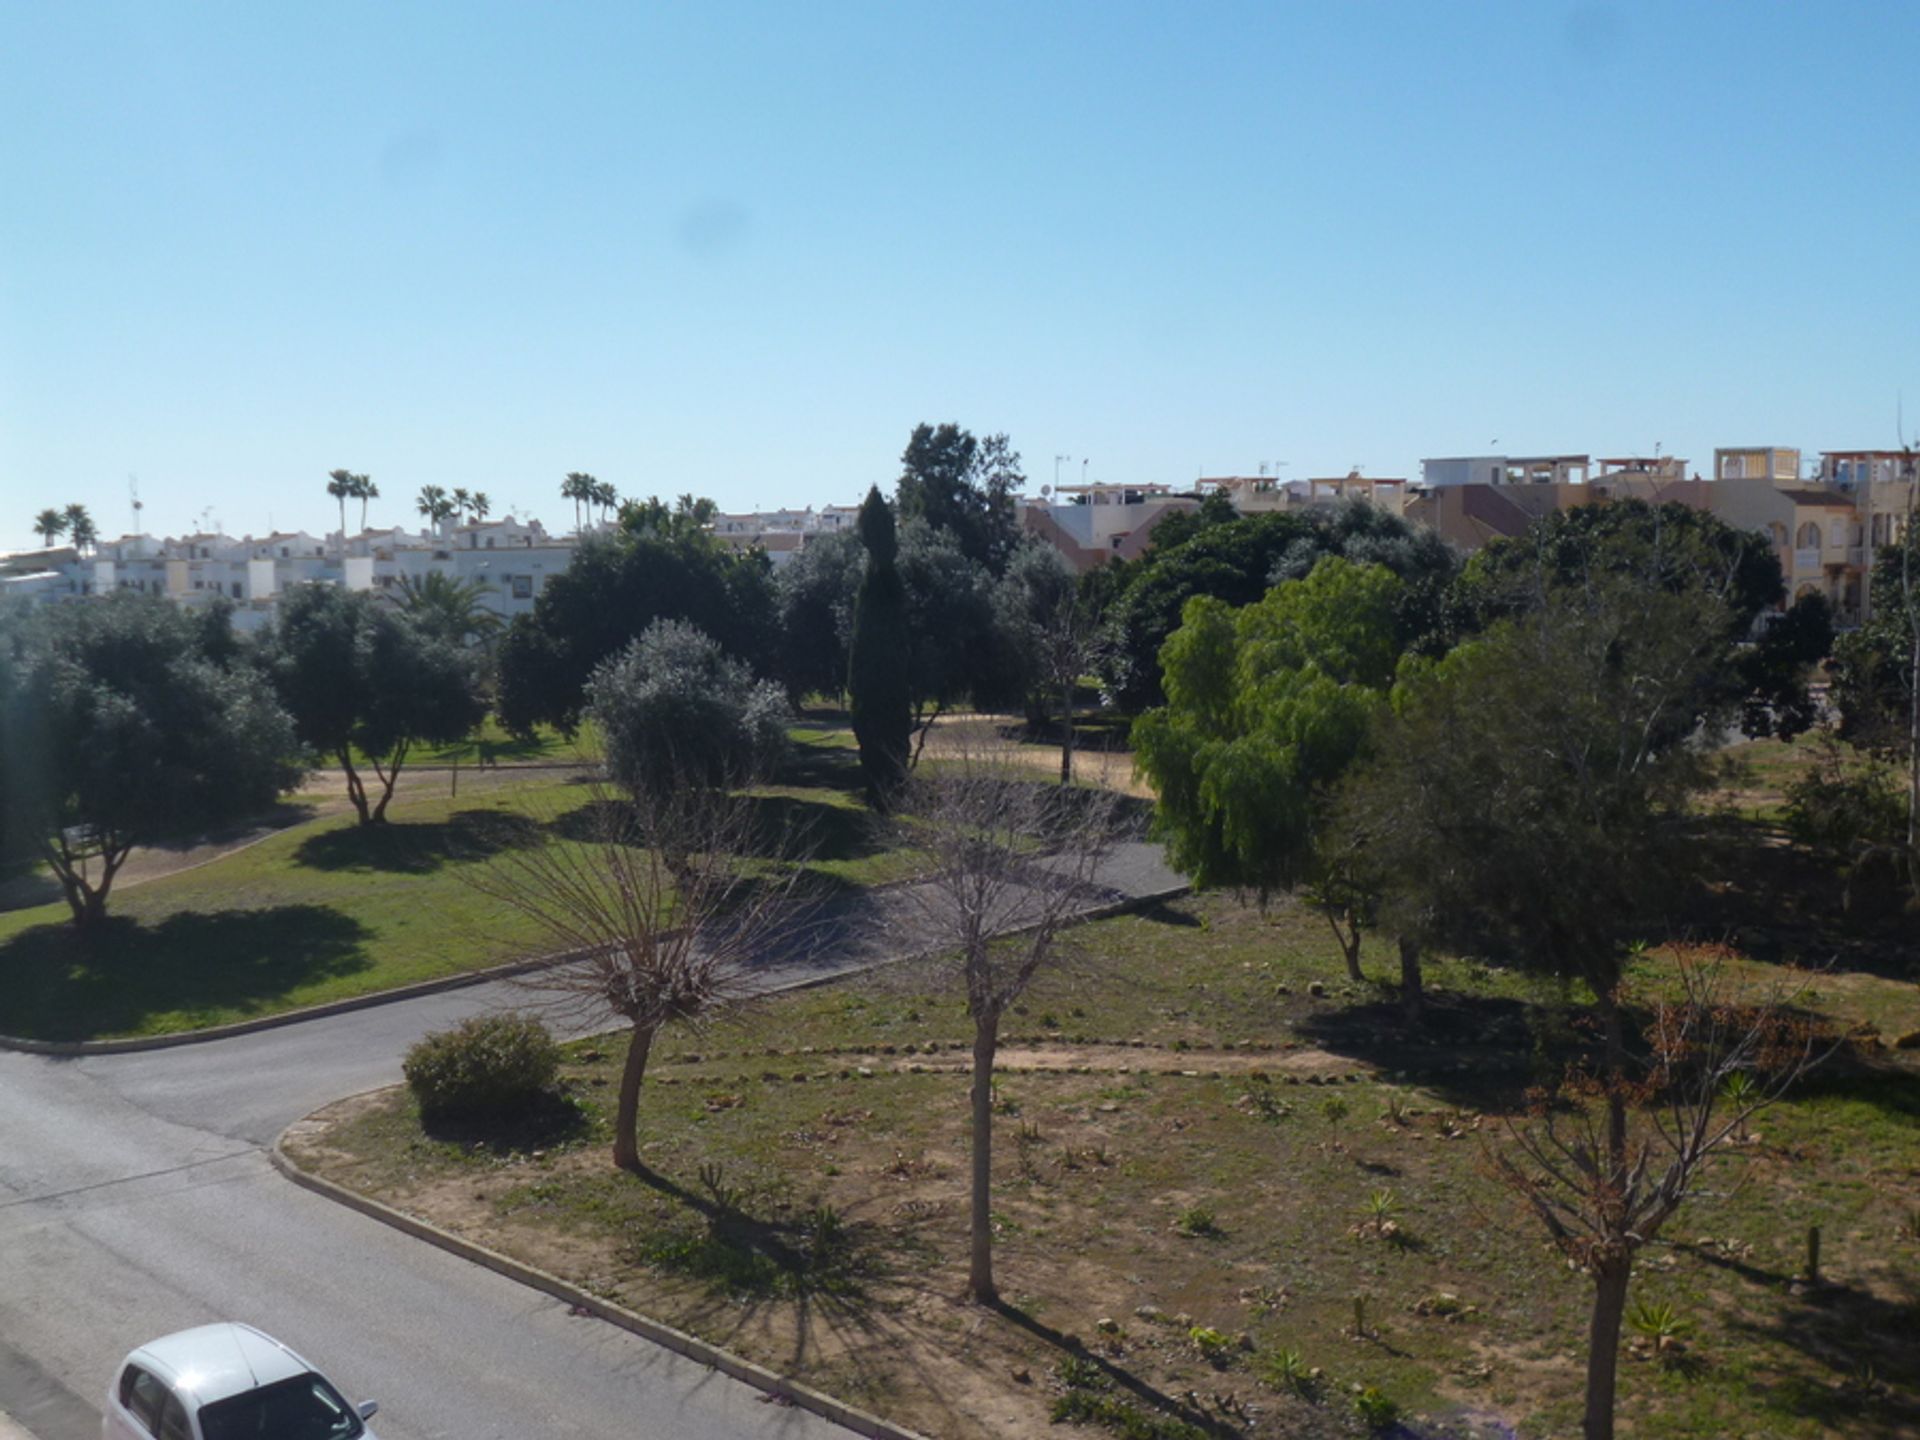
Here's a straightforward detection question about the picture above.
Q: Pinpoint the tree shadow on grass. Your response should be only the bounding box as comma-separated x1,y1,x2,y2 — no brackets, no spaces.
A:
1723,1268,1920,1438
739,793,885,866
419,1089,592,1153
1679,814,1917,982
1295,989,1539,1111
293,809,542,874
0,906,373,1042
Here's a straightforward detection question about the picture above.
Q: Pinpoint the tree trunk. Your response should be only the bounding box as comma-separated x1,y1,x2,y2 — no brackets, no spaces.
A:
612,1021,658,1171
969,1015,1000,1302
1323,902,1365,982
1059,679,1074,785
1398,935,1424,1023
338,749,373,825
1583,1258,1632,1440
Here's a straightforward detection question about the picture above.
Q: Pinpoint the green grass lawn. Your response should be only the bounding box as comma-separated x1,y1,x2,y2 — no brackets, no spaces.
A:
0,724,917,1041
296,890,1920,1440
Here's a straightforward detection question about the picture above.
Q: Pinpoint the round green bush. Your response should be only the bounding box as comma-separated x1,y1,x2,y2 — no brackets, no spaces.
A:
403,1012,561,1120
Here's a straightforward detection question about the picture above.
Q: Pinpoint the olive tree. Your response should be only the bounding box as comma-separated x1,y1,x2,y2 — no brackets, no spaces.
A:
263,585,487,825
7,596,299,928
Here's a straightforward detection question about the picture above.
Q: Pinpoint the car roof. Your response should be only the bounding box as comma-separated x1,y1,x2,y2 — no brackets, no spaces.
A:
129,1324,309,1406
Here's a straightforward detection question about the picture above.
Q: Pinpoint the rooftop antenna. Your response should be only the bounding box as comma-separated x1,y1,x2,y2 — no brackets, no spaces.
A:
1053,454,1071,487
128,474,143,535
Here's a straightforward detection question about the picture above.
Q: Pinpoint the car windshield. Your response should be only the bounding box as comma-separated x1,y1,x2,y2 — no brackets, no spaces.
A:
196,1372,364,1440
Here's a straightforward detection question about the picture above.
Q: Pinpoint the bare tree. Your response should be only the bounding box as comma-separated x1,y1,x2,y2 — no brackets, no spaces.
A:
470,785,808,1172
1487,953,1826,1440
896,751,1126,1301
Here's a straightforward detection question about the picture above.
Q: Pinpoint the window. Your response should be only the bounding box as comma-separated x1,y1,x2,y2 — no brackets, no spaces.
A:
196,1372,364,1440
1795,521,1821,549
232,582,242,598
159,1393,192,1440
511,575,533,599
280,547,289,558
118,1365,168,1436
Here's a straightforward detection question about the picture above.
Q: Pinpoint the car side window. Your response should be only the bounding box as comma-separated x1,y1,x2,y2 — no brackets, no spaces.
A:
118,1365,168,1436
158,1392,192,1440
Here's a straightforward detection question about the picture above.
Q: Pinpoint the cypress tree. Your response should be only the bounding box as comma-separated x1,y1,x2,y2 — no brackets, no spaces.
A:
848,485,912,808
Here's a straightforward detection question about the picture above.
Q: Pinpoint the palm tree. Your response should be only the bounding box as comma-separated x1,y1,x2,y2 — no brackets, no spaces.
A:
471,492,491,523
562,472,597,535
327,469,358,551
594,480,619,526
391,571,503,649
63,504,97,554
353,475,379,532
416,485,454,533
32,508,67,547
451,487,472,525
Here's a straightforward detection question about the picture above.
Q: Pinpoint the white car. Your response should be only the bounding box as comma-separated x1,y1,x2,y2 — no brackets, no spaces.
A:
103,1323,379,1440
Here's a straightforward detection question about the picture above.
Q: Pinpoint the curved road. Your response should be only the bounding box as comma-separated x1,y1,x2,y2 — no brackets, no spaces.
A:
0,843,1180,1440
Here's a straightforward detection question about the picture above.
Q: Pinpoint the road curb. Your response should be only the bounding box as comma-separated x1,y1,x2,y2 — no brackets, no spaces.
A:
268,1136,932,1440
0,882,1190,1057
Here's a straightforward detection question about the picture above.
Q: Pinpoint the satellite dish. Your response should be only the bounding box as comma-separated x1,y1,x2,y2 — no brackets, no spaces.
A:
1040,484,1051,497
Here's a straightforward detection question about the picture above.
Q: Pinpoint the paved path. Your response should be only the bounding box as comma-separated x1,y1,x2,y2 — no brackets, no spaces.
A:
0,843,1181,1440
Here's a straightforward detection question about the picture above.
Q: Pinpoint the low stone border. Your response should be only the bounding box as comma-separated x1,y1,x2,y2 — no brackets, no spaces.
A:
0,884,1191,1057
269,1127,931,1440
0,953,571,1057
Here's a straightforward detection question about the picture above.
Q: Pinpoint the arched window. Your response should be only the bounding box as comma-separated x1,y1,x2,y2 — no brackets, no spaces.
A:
1767,522,1788,547
1795,521,1821,549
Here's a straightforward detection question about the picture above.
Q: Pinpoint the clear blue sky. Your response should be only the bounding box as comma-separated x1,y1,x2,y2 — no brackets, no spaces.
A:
5,1,1919,549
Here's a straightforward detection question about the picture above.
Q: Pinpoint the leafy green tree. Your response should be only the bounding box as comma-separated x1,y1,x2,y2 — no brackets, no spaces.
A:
7,596,299,927
62,504,97,554
848,486,912,807
775,528,866,701
1135,557,1405,984
264,586,487,824
32,508,68,547
1831,509,1920,897
895,518,1016,755
1454,499,1831,740
495,506,777,737
896,423,1023,572
1100,501,1456,712
996,540,1103,782
588,619,788,809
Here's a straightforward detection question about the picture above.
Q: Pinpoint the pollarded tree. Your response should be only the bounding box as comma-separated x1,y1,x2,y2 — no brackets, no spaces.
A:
848,486,912,808
896,751,1124,1301
7,596,300,928
587,619,789,815
264,585,487,825
475,782,808,1172
1135,557,1406,988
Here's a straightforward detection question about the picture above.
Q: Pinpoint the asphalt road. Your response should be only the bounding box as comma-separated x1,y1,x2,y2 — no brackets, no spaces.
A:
0,843,1181,1440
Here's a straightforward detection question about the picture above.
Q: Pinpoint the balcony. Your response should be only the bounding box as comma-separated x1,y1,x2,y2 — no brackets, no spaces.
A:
1792,547,1820,573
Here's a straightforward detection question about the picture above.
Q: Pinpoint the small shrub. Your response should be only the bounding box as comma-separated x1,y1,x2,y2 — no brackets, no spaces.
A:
403,1013,560,1121
1352,1386,1399,1431
1188,1325,1233,1363
1175,1205,1222,1238
1321,1095,1350,1122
